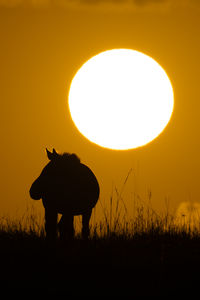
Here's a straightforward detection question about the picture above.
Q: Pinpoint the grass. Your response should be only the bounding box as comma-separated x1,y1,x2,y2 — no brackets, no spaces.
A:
0,176,200,296
0,223,199,297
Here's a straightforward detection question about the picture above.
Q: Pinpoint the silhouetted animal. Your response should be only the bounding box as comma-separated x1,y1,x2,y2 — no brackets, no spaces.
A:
29,149,100,241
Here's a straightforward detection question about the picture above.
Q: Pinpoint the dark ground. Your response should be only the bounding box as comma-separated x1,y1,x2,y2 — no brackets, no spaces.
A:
0,232,200,297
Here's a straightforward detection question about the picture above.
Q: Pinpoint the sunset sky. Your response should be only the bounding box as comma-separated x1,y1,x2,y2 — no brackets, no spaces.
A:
1,0,200,219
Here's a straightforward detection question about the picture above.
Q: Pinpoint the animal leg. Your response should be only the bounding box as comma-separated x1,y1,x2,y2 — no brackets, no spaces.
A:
58,214,74,241
44,208,57,242
82,209,92,239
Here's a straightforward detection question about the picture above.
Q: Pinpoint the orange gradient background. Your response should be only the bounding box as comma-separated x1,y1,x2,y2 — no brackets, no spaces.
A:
0,1,200,220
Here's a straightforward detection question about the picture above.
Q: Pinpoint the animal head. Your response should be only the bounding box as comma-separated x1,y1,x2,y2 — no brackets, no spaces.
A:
46,148,81,164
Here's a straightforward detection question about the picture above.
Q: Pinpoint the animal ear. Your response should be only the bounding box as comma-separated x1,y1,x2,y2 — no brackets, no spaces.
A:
53,148,59,157
46,148,54,161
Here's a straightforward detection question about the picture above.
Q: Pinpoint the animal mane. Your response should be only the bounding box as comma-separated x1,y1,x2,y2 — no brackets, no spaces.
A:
61,152,81,163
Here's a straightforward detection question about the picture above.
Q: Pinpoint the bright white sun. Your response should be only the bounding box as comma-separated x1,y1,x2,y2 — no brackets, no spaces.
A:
68,49,174,150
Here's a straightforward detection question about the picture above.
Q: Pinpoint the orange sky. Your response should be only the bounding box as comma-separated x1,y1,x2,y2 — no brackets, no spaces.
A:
0,0,200,218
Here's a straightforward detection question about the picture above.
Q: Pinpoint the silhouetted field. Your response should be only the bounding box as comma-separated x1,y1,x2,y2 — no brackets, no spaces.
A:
0,206,200,297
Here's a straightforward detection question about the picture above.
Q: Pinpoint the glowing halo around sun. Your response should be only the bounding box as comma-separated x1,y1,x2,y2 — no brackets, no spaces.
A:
68,49,174,150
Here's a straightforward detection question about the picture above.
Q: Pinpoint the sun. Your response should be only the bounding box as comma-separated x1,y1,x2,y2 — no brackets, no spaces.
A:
68,49,174,150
